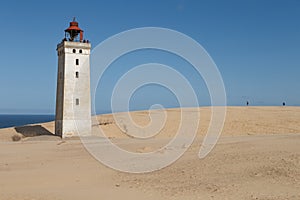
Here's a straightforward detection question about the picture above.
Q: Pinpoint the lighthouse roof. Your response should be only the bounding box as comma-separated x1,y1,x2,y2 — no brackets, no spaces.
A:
64,19,83,32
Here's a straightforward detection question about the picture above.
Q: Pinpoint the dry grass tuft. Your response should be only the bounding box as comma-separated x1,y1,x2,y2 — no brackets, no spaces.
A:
11,134,22,142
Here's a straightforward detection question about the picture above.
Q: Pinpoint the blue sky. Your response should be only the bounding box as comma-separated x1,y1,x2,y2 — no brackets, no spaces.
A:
0,0,299,114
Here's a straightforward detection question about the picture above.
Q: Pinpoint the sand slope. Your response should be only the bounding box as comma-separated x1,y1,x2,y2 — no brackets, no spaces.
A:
1,106,300,141
0,107,300,199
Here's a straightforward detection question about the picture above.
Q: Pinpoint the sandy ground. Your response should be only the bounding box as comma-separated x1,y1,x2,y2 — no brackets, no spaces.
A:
0,107,300,199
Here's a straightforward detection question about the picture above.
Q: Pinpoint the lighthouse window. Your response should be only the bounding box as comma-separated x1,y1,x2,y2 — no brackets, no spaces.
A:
76,98,79,105
79,49,83,53
76,59,79,65
73,49,76,53
75,71,79,78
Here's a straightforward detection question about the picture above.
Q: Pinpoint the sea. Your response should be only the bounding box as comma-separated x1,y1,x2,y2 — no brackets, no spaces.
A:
0,115,55,129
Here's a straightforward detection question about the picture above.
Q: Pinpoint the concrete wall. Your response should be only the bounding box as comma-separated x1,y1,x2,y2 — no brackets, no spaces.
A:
55,41,92,138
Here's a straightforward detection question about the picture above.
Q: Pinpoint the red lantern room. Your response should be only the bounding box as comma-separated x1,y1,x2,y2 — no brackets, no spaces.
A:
64,17,84,42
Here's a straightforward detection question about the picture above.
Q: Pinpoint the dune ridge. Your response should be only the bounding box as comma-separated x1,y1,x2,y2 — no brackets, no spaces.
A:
1,106,300,141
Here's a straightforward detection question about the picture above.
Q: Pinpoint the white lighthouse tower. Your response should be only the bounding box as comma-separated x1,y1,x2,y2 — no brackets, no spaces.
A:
55,19,91,138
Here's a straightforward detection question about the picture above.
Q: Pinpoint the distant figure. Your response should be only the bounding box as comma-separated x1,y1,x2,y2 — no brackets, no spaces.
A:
283,102,286,106
246,101,249,106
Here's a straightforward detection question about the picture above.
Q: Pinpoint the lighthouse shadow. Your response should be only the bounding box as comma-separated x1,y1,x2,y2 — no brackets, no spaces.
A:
14,125,54,137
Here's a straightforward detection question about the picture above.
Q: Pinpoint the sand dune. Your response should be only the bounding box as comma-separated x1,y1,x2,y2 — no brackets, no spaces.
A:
1,107,300,199
1,106,300,141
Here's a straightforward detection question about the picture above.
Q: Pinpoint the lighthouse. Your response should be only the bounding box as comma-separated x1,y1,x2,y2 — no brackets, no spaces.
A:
55,19,92,138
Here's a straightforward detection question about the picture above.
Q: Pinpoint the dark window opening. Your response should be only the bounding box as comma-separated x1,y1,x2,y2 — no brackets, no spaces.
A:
75,71,79,78
76,59,79,65
76,98,79,105
73,49,76,53
79,49,83,53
